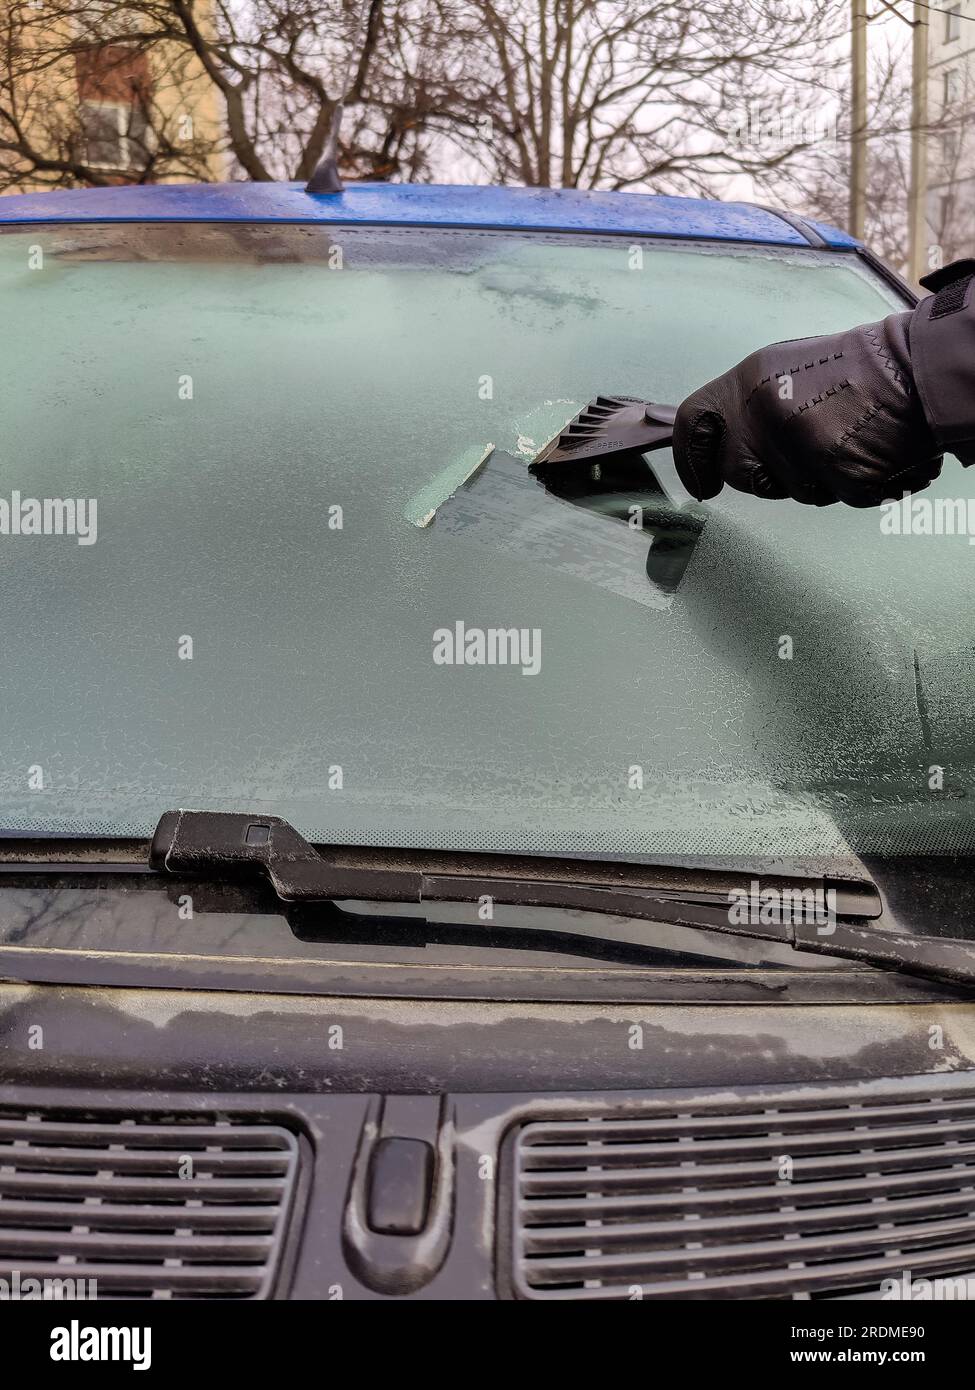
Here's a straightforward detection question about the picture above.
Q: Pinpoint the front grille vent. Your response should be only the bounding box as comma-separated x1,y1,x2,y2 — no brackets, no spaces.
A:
0,1110,300,1299
512,1088,975,1299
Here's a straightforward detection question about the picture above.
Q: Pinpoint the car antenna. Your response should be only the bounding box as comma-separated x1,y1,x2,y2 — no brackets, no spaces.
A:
305,0,371,194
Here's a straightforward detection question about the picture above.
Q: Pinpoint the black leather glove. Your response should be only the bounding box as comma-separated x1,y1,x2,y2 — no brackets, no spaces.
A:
672,312,943,507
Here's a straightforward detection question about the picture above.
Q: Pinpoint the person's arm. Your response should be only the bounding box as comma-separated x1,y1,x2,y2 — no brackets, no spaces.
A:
671,258,975,508
910,258,975,467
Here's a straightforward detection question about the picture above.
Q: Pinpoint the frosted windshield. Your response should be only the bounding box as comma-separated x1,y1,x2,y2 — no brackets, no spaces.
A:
2,221,963,865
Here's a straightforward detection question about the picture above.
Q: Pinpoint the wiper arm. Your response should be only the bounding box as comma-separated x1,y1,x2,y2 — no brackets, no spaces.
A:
148,811,975,987
150,809,875,914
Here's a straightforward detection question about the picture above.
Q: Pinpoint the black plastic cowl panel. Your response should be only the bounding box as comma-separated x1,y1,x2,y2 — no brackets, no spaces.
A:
4,1073,975,1299
0,1110,302,1299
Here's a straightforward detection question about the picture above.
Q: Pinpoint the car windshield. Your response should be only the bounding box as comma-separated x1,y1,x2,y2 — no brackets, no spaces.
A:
1,219,962,866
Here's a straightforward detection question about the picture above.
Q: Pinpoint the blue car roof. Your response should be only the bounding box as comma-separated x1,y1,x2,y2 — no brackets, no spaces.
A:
0,180,859,249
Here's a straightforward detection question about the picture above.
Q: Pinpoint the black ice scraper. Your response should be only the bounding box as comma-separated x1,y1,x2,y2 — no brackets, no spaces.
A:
530,395,678,486
530,394,705,594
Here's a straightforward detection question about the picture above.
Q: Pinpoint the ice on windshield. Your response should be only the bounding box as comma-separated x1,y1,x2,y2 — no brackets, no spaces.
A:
0,222,966,863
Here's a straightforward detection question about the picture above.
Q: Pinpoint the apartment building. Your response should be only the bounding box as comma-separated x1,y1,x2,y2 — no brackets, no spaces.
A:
0,3,224,191
928,0,975,261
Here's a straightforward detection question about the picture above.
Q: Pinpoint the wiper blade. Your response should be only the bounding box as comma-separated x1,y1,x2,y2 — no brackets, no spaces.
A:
142,810,975,985
150,809,876,915
146,811,975,987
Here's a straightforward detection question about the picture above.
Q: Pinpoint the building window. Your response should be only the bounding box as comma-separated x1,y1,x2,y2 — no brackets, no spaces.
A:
80,100,152,171
945,5,961,42
944,68,960,106
75,42,153,173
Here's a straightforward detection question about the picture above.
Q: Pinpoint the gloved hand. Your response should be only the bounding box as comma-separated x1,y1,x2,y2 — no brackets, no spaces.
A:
671,312,944,507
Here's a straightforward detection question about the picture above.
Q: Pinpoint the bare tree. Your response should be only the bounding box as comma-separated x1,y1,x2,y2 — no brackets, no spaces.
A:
424,1,848,194
0,0,452,189
0,0,853,197
772,30,965,276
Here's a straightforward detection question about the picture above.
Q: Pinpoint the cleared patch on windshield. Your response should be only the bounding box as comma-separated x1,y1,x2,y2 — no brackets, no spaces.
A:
404,443,494,527
406,448,706,610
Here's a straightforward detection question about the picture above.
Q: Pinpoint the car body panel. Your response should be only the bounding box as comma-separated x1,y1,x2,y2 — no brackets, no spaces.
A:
0,179,859,247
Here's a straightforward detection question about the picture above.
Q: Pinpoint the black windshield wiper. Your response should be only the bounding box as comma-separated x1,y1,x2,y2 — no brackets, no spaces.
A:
144,810,975,988
149,809,875,914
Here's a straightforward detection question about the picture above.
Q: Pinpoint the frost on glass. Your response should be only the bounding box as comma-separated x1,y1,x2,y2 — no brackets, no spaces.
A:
0,224,969,862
